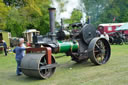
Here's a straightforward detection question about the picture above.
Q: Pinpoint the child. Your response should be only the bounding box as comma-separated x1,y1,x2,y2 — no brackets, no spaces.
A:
13,42,26,76
2,40,7,56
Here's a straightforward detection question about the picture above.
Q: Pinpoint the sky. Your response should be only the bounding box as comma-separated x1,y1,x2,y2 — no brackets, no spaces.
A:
51,0,86,24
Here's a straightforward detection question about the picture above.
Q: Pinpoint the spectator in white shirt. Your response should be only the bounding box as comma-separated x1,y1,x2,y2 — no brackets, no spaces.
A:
100,32,109,41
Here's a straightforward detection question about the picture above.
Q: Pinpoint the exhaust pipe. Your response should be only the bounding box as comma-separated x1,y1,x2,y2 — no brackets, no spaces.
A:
48,8,56,34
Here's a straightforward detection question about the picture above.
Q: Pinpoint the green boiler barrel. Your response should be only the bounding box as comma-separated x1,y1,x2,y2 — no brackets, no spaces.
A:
58,41,79,53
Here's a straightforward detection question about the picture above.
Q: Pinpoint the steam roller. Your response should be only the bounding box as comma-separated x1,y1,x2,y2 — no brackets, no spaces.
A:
20,8,111,79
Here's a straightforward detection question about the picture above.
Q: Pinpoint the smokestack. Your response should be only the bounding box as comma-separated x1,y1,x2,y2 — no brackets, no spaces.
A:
48,8,56,34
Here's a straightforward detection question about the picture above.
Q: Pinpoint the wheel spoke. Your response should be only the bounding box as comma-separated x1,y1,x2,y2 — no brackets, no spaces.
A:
95,43,100,49
99,41,104,48
40,62,44,65
96,52,105,63
94,50,100,53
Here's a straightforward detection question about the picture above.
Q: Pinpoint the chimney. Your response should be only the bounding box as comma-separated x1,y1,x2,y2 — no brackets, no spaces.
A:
48,8,56,34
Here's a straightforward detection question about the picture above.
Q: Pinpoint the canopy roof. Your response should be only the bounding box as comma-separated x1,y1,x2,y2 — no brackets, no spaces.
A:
116,23,128,31
23,29,40,33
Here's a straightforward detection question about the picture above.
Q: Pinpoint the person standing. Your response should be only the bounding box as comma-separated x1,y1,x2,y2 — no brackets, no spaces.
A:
104,32,109,41
13,42,26,76
100,32,109,41
96,30,101,37
3,40,7,56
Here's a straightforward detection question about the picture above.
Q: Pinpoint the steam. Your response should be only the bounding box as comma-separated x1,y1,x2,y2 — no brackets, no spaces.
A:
51,0,86,24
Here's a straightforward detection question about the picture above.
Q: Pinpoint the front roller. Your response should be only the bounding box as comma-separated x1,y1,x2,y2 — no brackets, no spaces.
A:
88,37,111,65
20,53,56,79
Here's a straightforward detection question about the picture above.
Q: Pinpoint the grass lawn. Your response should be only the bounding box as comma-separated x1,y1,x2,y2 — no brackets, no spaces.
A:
0,45,128,85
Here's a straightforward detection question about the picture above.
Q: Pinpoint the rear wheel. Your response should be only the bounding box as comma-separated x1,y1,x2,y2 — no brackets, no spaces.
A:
88,37,111,65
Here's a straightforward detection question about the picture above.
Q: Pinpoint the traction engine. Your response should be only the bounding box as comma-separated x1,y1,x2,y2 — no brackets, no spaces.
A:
20,8,111,79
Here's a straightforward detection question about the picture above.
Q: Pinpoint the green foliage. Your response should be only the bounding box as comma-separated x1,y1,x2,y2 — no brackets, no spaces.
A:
36,0,51,34
1,0,51,37
83,0,111,24
6,7,26,37
83,0,128,26
98,0,128,24
3,0,26,6
1,0,128,37
64,9,82,25
0,0,10,30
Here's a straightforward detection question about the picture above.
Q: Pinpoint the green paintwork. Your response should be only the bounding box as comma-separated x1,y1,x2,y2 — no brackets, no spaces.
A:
72,42,78,51
58,41,79,53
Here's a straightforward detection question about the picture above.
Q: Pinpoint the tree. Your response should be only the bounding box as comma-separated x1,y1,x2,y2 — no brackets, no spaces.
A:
5,0,51,37
64,9,82,25
0,0,10,30
23,0,51,34
96,0,128,25
6,7,26,37
82,0,114,25
3,0,25,7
